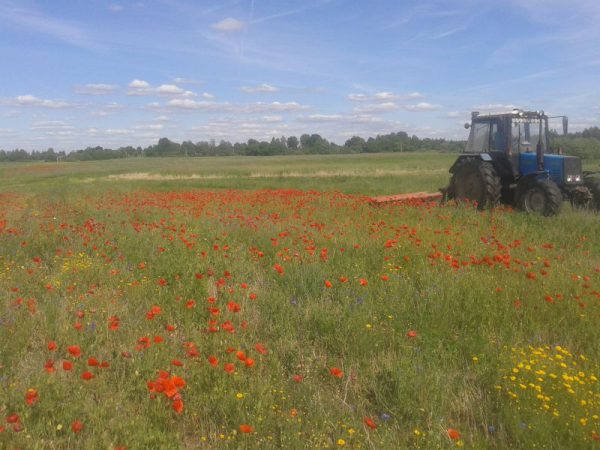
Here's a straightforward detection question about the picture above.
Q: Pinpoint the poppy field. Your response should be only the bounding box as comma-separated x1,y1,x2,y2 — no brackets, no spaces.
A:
0,154,599,449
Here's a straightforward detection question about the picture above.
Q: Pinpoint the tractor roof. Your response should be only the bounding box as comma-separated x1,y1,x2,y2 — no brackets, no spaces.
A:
471,109,545,120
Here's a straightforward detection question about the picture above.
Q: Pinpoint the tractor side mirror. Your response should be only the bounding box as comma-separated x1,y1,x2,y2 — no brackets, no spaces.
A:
464,123,470,129
562,117,568,135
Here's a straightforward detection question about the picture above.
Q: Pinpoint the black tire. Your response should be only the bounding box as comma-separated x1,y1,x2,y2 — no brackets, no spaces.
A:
583,173,600,211
516,178,562,216
449,159,501,210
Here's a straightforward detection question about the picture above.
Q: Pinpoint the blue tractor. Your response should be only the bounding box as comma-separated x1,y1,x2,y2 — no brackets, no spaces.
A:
445,109,599,215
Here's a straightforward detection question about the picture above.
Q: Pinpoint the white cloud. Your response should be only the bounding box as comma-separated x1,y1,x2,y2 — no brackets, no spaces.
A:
353,102,399,113
249,101,305,112
262,115,282,122
348,91,424,102
156,84,183,95
211,18,246,32
167,99,222,110
75,83,119,95
31,120,74,131
108,4,124,13
89,102,123,117
128,80,196,97
173,77,204,86
134,123,164,131
14,95,75,109
129,79,150,89
373,92,397,101
402,102,441,112
240,83,279,94
299,114,344,122
348,93,368,102
165,99,307,114
106,128,135,135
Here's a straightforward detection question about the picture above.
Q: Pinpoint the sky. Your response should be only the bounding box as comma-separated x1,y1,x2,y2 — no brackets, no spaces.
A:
0,0,599,151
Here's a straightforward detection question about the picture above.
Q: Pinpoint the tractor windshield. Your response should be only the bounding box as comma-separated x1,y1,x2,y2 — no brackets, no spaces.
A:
465,122,490,153
511,118,546,154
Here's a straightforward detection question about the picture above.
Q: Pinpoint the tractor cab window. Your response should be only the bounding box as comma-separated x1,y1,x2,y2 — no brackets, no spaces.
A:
465,122,490,153
491,122,507,151
512,119,545,153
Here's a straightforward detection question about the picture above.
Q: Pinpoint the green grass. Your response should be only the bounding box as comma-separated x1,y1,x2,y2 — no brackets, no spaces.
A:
1,153,599,449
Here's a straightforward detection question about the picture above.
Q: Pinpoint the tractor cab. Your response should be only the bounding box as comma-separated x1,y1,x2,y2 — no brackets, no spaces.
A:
446,109,595,215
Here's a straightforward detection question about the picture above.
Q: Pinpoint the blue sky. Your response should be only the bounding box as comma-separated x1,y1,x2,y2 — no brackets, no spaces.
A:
1,0,599,151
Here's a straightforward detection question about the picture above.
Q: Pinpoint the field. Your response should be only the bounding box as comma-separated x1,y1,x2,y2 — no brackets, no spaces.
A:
1,153,599,449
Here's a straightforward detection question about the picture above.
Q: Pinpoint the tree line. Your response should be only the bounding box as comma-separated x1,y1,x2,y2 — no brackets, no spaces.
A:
1,128,598,162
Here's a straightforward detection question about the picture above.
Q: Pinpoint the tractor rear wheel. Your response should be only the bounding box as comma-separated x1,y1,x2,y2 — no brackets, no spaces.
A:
449,159,501,210
583,173,600,211
516,178,562,216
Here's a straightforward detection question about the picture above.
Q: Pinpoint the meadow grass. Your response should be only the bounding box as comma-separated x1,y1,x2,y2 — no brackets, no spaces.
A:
0,153,598,449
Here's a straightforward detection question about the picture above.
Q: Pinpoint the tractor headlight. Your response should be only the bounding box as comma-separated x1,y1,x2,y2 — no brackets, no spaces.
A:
566,175,581,183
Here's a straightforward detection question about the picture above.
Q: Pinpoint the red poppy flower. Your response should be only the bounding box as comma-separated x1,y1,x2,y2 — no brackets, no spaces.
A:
25,388,39,406
71,420,84,433
255,343,268,355
244,358,255,367
447,428,461,440
249,293,257,300
63,360,73,371
273,263,284,275
406,330,418,338
227,301,241,313
44,359,55,373
359,278,368,286
171,359,184,367
81,371,94,380
208,355,218,367
363,417,377,430
166,324,176,331
6,414,20,424
236,351,247,361
47,341,57,351
68,345,82,358
172,398,184,414
224,363,235,373
108,316,120,330
87,357,99,366
330,367,344,378
293,374,303,383
239,424,254,433
324,280,333,288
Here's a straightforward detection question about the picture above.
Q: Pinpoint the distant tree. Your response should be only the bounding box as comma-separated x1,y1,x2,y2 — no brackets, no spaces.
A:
344,136,366,152
287,136,299,151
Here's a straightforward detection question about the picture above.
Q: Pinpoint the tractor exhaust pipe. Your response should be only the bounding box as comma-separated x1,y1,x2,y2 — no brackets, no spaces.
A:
536,117,544,171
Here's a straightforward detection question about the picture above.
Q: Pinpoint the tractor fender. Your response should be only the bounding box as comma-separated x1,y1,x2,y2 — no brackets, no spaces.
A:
449,153,493,174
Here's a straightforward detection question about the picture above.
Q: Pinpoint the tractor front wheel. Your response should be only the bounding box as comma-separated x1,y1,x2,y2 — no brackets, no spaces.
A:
516,178,562,216
449,159,501,210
